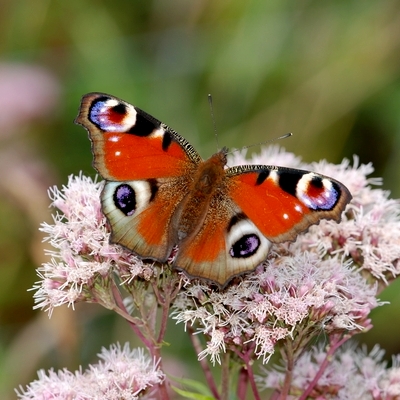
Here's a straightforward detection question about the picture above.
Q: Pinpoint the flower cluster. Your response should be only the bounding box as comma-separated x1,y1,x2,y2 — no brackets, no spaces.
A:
35,174,155,315
29,146,400,398
16,343,165,400
0,62,60,135
295,156,400,287
172,251,378,364
171,147,400,364
230,146,400,286
259,343,400,399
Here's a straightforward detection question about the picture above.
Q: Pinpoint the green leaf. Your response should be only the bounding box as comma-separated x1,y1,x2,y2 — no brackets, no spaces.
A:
170,376,215,399
171,385,215,400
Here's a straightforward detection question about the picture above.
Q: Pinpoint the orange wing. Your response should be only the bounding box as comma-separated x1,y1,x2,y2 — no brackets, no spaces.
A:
102,178,189,261
174,195,272,288
75,92,201,181
174,165,351,287
226,165,352,243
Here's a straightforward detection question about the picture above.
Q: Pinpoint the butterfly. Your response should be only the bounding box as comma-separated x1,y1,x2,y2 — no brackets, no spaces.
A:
75,93,352,288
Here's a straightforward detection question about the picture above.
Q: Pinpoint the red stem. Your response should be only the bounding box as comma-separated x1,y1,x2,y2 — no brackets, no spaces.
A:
152,278,181,344
187,326,220,399
111,282,171,400
111,282,153,349
298,334,350,400
233,345,261,400
237,366,248,400
279,338,294,400
221,352,230,400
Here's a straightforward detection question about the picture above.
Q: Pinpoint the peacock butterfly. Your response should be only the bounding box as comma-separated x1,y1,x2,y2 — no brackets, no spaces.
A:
75,93,352,288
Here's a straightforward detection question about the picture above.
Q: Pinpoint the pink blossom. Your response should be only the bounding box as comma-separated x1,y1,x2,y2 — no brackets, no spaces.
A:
35,174,154,315
259,344,400,399
33,146,400,377
16,343,164,400
0,62,60,136
172,251,379,364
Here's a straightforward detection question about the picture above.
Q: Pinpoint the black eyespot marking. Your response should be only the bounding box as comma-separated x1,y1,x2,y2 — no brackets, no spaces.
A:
128,109,160,137
162,130,172,151
255,170,270,185
310,175,323,188
227,212,247,232
93,96,110,105
113,184,136,216
230,234,260,258
278,171,305,197
147,179,159,202
111,103,127,115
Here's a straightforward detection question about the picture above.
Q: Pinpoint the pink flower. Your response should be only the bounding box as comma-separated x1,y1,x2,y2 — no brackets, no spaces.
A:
172,146,400,364
34,146,400,369
0,62,60,137
172,251,378,364
259,344,400,399
35,174,154,315
16,343,164,400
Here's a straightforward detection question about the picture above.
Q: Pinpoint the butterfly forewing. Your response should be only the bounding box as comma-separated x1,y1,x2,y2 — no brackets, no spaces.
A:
226,165,352,243
75,93,201,181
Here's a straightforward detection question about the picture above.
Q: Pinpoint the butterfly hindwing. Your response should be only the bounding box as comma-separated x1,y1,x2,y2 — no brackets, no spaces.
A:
102,177,190,260
175,196,272,286
173,163,352,287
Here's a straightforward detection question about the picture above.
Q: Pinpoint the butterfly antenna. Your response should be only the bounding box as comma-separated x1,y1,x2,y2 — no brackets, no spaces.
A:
225,132,293,156
208,94,220,151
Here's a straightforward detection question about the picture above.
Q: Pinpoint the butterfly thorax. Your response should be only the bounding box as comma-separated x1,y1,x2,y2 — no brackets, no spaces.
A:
177,151,227,241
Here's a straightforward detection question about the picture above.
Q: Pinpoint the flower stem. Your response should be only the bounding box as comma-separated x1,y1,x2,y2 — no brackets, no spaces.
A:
298,333,351,400
237,366,248,400
221,352,230,400
233,345,260,400
245,358,261,400
109,282,153,349
152,275,180,344
280,337,294,399
110,282,171,400
188,326,220,399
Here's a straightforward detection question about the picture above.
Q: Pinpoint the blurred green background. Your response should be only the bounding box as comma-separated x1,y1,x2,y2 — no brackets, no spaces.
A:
1,0,400,398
